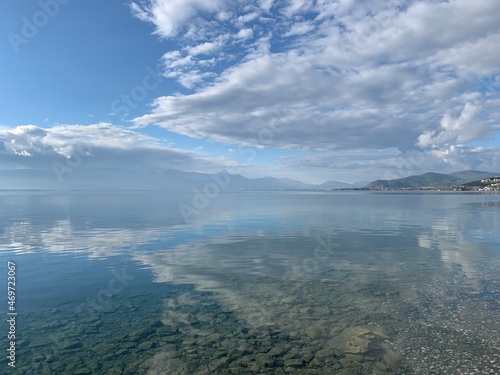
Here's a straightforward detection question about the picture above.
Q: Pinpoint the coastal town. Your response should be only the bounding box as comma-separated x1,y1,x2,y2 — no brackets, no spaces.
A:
361,180,500,192
456,177,500,191
359,173,500,192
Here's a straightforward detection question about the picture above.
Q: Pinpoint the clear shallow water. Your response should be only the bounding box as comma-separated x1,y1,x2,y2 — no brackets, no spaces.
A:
0,191,499,374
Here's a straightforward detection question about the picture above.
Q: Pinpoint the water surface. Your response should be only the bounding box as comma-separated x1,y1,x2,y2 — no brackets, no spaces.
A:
1,191,499,374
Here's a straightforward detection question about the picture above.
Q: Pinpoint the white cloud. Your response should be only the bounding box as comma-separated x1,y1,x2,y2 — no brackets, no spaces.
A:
417,102,488,148
162,51,193,69
134,53,430,151
217,11,233,22
259,0,274,11
237,11,260,24
0,123,225,172
284,21,314,37
129,0,226,38
235,28,254,40
177,71,215,89
282,0,313,17
131,0,500,178
187,42,220,56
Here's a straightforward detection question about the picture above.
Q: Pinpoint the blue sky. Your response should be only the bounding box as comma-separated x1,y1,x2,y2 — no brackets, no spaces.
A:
1,0,499,183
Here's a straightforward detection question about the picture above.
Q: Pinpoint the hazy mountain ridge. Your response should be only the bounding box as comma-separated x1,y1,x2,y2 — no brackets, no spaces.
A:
317,180,352,189
364,170,500,190
0,168,327,190
2,168,499,191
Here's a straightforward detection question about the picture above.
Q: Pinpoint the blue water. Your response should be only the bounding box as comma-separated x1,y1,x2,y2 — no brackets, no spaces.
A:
0,191,499,374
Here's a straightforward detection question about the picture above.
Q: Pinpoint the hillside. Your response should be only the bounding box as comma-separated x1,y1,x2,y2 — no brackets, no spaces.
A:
317,180,353,189
3,168,498,191
448,170,499,182
364,171,500,190
0,168,317,191
459,176,500,191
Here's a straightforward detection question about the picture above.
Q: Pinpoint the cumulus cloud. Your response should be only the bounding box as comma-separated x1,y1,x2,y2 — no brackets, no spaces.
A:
134,54,431,151
135,0,500,151
129,0,226,38
0,123,226,172
283,21,314,37
235,28,254,39
236,11,260,25
128,0,500,179
417,102,488,148
281,0,313,17
187,42,221,56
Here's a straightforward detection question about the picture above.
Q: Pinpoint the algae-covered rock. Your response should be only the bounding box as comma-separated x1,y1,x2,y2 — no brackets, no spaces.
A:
268,344,288,357
138,340,157,351
345,353,364,362
306,324,328,340
74,366,92,375
314,347,332,360
313,307,331,316
342,367,364,375
284,358,305,367
255,353,274,367
61,340,83,350
329,324,389,355
208,356,230,372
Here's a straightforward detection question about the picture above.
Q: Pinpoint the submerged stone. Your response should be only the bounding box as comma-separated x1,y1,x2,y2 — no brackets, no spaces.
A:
61,340,83,350
284,358,305,367
313,307,331,316
306,324,328,339
345,353,364,362
138,340,157,351
268,344,288,357
329,324,389,355
255,353,274,367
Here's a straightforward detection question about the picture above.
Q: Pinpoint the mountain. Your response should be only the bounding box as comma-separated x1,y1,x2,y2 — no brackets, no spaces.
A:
224,174,314,190
8,168,495,192
317,180,353,189
364,170,500,190
316,180,369,189
351,181,371,188
0,168,194,190
0,168,320,191
447,170,499,182
460,176,500,191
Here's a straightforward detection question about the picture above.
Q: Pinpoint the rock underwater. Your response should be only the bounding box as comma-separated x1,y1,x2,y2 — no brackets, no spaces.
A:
329,324,389,355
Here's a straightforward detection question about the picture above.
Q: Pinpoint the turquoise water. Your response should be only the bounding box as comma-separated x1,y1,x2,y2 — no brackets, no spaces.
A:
1,191,499,374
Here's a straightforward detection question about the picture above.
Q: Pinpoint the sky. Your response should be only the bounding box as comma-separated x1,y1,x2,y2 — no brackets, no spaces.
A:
0,0,499,184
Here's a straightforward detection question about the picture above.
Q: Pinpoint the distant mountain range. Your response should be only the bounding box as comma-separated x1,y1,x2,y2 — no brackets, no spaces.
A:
364,170,500,190
0,168,498,191
318,180,369,189
0,168,365,191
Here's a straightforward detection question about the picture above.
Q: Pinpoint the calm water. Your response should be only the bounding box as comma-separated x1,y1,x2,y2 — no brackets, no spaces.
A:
0,191,499,374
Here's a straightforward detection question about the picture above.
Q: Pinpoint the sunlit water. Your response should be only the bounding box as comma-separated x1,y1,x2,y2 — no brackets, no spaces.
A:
0,191,499,374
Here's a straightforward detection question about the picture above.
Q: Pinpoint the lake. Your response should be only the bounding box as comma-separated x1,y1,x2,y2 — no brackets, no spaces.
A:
1,191,499,374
